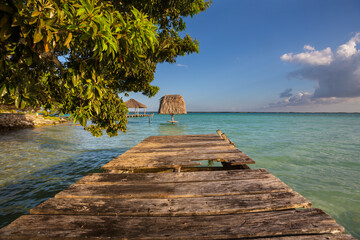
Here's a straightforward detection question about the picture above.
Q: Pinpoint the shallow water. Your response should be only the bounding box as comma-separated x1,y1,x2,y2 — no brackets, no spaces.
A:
0,113,359,238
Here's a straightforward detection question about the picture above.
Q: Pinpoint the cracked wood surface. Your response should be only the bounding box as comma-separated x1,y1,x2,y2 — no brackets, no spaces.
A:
31,191,311,216
101,134,254,170
0,209,344,239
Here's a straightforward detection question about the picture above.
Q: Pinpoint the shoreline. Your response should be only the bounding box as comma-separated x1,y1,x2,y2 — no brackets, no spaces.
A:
0,113,70,131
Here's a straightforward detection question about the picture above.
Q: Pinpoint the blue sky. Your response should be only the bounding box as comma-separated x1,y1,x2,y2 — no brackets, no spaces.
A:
124,0,360,112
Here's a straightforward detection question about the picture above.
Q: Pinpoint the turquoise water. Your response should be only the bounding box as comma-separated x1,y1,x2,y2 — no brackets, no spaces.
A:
0,113,359,238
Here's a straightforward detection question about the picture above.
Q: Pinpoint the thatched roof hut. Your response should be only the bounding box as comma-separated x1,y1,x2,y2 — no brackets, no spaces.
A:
124,99,147,114
158,95,186,123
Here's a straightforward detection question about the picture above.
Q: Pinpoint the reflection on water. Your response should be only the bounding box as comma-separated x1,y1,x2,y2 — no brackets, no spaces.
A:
158,123,188,136
0,113,359,238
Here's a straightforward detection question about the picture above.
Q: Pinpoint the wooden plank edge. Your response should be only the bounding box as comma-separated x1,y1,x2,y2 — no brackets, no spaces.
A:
0,209,345,239
53,189,293,199
76,169,272,184
31,192,312,216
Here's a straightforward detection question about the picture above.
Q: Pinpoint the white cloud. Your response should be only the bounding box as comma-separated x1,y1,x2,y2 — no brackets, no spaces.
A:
267,33,360,110
176,64,188,68
281,46,333,66
281,33,360,99
304,45,315,51
269,91,345,109
336,33,360,59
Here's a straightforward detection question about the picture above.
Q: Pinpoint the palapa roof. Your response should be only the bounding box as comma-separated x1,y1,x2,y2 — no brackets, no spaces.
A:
124,99,147,109
158,95,187,115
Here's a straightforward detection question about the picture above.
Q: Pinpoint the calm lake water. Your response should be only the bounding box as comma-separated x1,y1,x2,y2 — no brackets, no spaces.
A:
0,113,359,238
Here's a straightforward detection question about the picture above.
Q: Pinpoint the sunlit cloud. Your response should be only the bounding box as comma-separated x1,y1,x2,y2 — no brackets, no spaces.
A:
281,45,333,66
271,33,360,109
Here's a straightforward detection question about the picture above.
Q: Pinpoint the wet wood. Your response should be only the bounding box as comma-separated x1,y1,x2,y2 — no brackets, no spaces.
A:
76,169,272,184
31,191,311,216
0,209,344,239
55,177,292,199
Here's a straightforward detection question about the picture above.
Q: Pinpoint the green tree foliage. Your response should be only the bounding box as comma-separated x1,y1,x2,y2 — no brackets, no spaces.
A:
0,0,210,136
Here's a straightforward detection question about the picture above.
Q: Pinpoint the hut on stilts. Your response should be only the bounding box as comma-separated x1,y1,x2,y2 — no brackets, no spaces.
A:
158,95,187,123
124,99,147,115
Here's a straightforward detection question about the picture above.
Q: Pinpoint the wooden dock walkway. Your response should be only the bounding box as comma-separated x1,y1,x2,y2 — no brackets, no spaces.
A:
0,131,355,239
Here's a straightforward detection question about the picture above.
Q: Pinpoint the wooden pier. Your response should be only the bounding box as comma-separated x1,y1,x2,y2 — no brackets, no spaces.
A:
126,113,154,123
0,131,355,239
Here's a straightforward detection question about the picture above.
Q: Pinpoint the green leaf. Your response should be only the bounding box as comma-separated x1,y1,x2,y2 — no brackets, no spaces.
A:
93,104,100,115
80,116,87,126
72,74,78,86
15,95,20,108
21,26,31,37
20,98,27,109
11,15,20,27
86,85,93,99
29,17,38,25
95,86,102,98
33,29,43,43
64,32,72,47
31,11,41,17
0,84,7,97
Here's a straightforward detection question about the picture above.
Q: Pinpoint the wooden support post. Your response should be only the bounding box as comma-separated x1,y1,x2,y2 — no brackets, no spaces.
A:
217,129,235,146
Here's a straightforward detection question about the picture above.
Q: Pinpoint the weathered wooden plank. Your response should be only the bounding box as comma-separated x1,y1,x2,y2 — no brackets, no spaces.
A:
31,191,311,216
119,150,245,158
146,134,219,138
255,234,356,240
126,146,240,154
107,165,251,173
0,209,344,239
102,152,254,170
111,152,254,164
101,158,203,170
141,138,226,144
135,141,232,148
55,177,292,199
143,134,220,141
77,169,272,184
